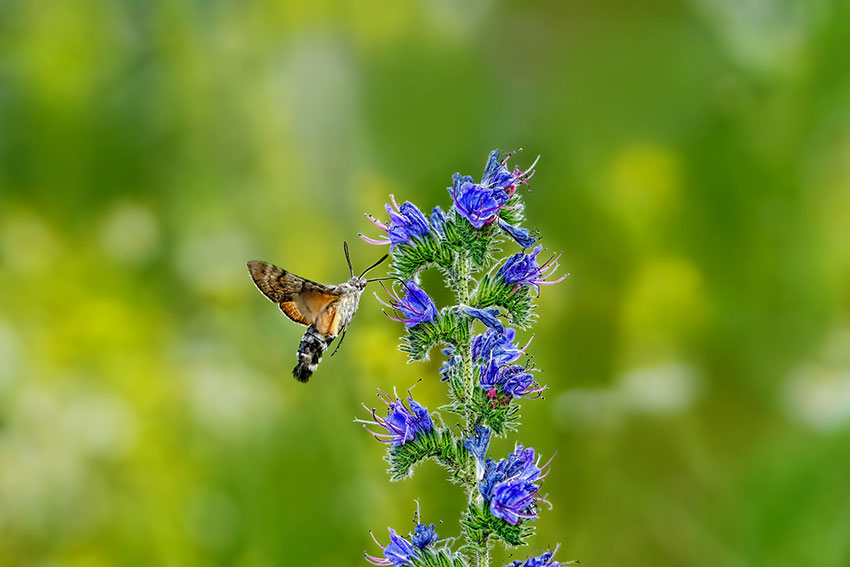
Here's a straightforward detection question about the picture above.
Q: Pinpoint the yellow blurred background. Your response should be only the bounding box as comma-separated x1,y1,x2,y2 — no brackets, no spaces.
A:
2,0,850,565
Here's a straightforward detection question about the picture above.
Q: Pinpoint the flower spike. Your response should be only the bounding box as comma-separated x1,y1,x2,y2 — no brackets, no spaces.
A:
359,149,566,563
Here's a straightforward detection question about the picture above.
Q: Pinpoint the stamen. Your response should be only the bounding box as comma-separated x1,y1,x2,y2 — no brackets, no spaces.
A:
359,233,391,246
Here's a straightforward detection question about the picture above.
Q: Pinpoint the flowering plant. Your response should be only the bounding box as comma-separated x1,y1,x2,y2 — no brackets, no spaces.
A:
358,150,571,566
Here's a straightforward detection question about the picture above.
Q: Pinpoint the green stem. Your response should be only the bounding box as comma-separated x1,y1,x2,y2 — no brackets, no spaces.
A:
455,251,490,567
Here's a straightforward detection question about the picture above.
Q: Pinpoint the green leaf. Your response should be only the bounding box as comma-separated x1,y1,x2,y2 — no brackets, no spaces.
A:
401,309,469,362
498,194,526,227
441,359,467,417
470,375,521,436
409,546,470,567
386,428,467,482
443,211,498,270
462,501,534,549
473,274,536,328
389,234,455,281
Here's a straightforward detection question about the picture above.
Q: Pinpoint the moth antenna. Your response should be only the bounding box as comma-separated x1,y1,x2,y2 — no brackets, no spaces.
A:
359,253,389,277
344,241,354,277
365,276,404,284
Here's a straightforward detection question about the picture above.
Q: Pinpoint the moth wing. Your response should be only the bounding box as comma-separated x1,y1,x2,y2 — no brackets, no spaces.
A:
314,302,343,336
279,302,313,326
291,290,340,328
247,260,339,327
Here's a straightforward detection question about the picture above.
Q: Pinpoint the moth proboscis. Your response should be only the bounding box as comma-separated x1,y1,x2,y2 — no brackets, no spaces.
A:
247,242,390,383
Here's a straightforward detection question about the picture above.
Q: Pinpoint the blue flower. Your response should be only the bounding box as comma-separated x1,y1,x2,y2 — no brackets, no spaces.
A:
430,206,448,238
496,245,567,293
449,151,541,241
461,306,505,332
507,548,562,567
411,523,438,549
366,528,419,566
378,281,438,328
498,218,537,248
490,480,539,525
481,149,539,196
479,445,551,525
360,195,432,249
483,149,540,246
463,425,492,467
439,346,460,382
482,445,542,494
471,327,527,366
357,391,434,447
504,445,543,483
449,173,508,228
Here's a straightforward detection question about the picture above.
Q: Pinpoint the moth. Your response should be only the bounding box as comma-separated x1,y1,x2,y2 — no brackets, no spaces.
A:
247,243,388,383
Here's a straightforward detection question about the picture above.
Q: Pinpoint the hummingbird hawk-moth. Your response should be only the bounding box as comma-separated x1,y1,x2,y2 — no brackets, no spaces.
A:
247,243,388,382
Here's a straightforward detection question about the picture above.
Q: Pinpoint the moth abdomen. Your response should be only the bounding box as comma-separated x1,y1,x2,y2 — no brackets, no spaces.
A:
293,325,332,383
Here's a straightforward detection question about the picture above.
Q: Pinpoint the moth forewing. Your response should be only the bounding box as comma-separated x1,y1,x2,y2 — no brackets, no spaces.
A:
247,260,337,326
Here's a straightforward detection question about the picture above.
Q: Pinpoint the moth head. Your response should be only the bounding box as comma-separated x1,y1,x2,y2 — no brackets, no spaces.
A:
349,275,368,290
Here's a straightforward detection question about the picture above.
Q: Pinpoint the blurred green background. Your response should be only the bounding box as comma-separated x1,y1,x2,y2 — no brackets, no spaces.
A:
2,0,850,565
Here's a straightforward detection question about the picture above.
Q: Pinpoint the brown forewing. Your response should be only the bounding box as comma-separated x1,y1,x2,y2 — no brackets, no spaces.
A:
247,260,340,327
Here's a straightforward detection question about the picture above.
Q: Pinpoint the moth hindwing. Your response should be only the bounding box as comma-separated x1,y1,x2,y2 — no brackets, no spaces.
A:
246,245,388,383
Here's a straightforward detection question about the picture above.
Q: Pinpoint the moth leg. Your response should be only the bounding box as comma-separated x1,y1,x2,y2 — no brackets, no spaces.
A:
330,328,348,356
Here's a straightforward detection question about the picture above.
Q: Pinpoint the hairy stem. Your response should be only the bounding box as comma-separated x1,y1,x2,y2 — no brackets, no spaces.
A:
455,251,490,567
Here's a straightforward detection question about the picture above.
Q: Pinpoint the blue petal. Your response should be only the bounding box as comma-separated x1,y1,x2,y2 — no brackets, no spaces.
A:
463,425,492,466
498,219,537,248
462,306,505,333
411,523,438,549
384,528,418,566
481,149,502,184
430,206,447,238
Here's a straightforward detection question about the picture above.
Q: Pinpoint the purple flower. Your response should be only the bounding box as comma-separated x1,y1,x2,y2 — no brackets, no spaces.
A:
360,195,431,249
507,548,562,567
501,365,544,399
479,362,543,399
496,246,567,293
449,173,508,228
461,306,504,332
479,445,551,525
411,523,438,549
357,391,434,447
497,445,543,485
490,480,540,525
479,361,503,391
472,327,542,398
471,328,529,366
366,528,419,566
481,149,539,196
378,281,438,328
